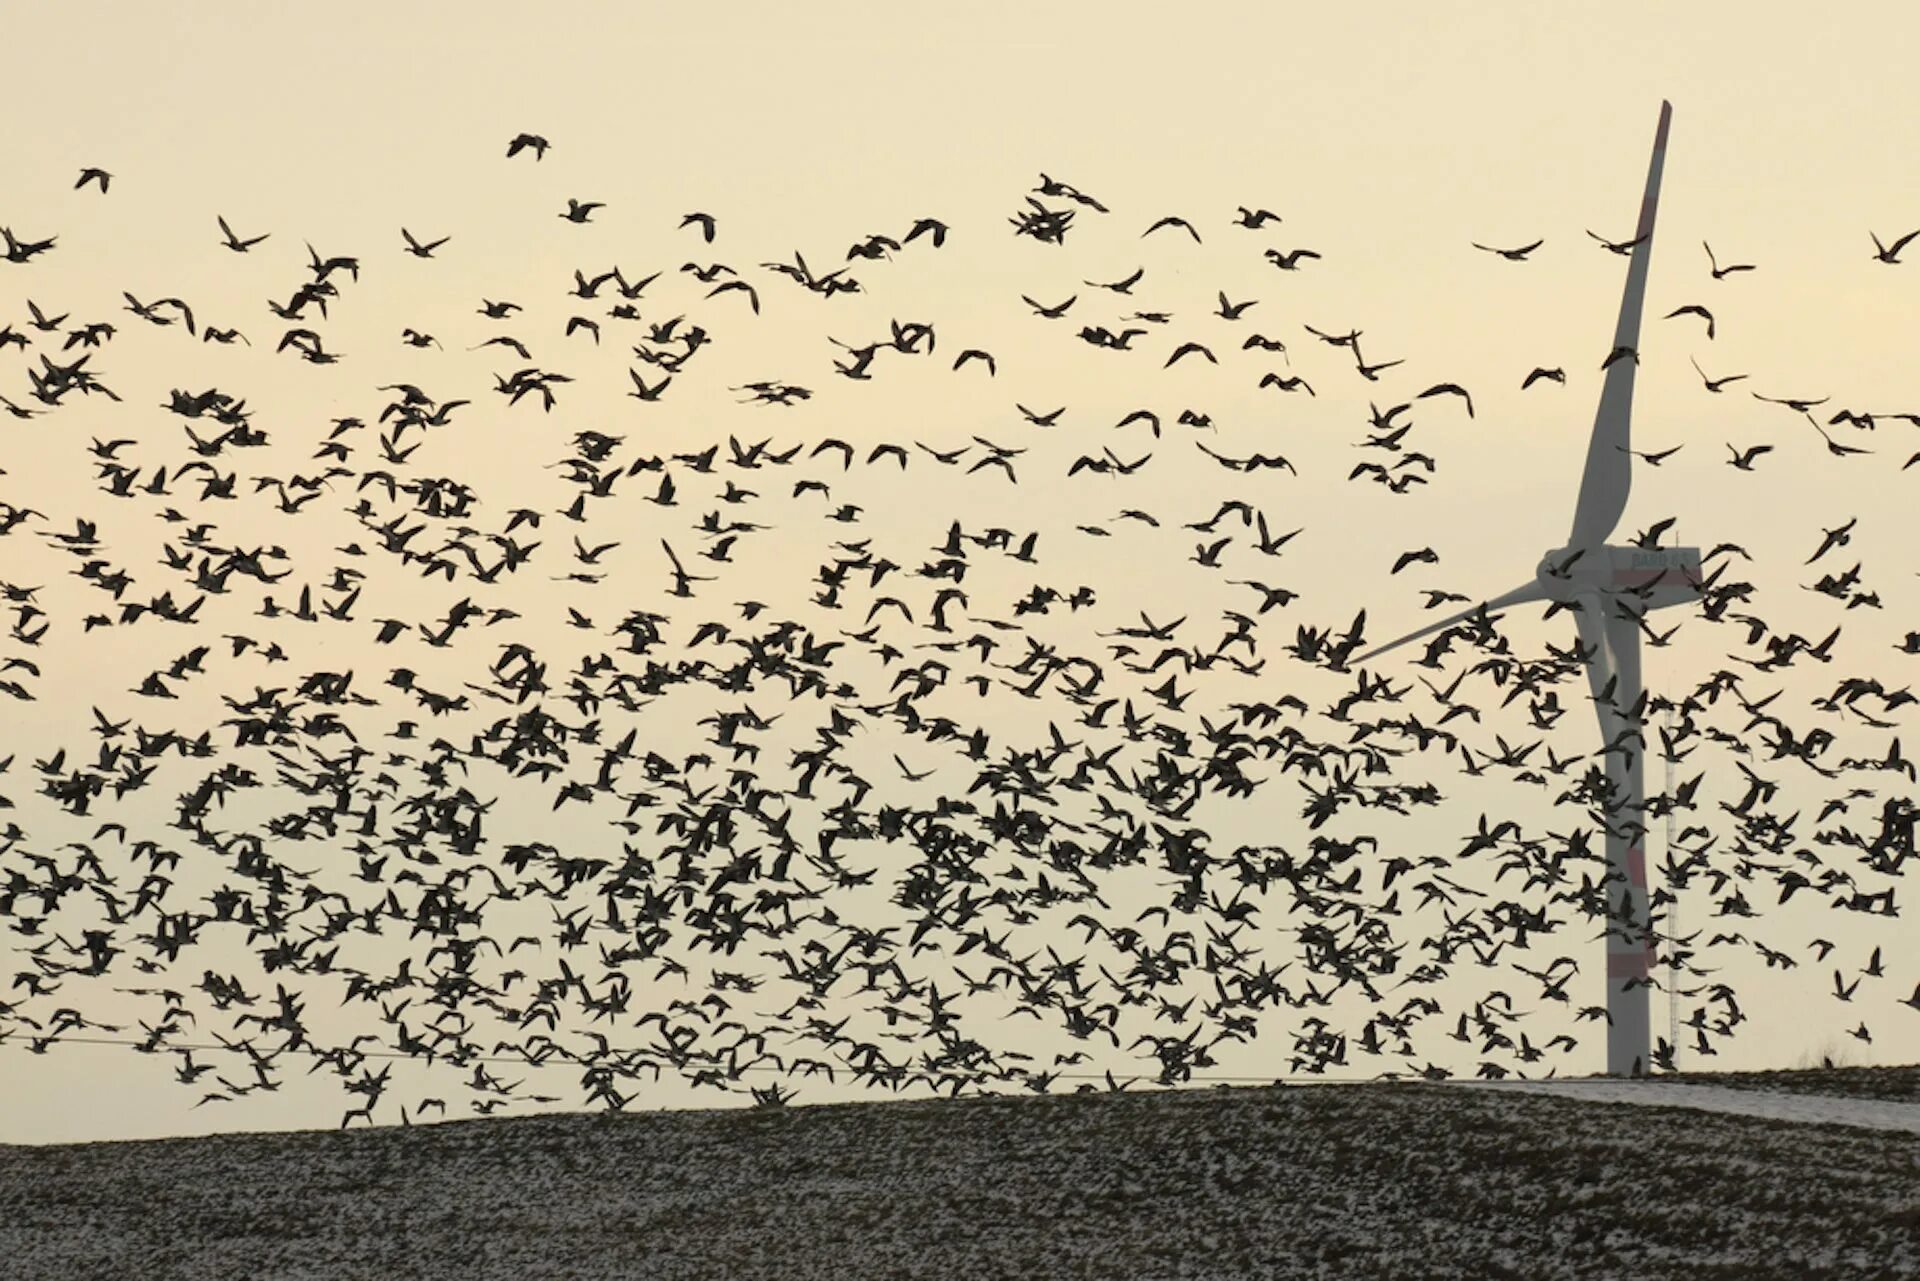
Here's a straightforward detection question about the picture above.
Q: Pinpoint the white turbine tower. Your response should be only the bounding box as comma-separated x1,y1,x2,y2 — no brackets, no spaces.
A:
1356,101,1702,1078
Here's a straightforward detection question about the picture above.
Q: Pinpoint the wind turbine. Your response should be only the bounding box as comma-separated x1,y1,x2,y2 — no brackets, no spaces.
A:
1355,101,1702,1078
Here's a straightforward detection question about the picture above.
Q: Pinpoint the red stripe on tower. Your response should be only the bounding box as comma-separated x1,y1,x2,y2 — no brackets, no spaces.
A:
1607,946,1653,979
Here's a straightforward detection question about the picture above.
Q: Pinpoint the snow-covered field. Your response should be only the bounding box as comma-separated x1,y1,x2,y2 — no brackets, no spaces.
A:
5,1079,1918,1281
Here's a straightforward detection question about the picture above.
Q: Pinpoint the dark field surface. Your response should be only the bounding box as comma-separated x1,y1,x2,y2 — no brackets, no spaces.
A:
5,1079,1919,1281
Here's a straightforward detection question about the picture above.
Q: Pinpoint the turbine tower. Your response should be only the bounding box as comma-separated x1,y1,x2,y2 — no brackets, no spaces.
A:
1355,101,1701,1078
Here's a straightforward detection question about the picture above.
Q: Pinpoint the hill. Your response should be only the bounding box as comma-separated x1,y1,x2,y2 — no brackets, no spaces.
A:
5,1075,1919,1280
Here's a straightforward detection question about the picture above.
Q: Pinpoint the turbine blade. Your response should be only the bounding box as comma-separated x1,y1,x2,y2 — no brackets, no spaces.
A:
1355,579,1547,665
1574,599,1615,730
1568,101,1672,550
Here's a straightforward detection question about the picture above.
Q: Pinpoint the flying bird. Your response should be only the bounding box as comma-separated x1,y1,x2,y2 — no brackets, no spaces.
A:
401,228,450,258
1142,215,1201,243
216,216,269,253
1264,248,1320,270
506,133,551,160
1035,172,1108,212
847,230,901,261
1587,228,1649,255
903,217,949,248
1021,294,1076,319
1416,383,1474,418
1703,241,1754,278
1810,420,1872,458
628,369,672,402
1471,239,1542,261
1,228,56,262
707,280,759,313
1753,391,1828,413
1215,292,1256,320
1691,357,1746,392
1664,304,1715,339
1259,373,1314,396
661,541,714,597
1806,518,1858,566
1869,227,1920,264
1086,267,1145,294
1303,324,1361,349
1391,547,1439,575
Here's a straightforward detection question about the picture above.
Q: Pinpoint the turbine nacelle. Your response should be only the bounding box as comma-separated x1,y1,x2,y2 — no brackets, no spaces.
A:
1536,545,1703,612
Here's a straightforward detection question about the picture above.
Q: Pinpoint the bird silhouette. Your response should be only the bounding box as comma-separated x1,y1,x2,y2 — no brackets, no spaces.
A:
1703,241,1755,278
1691,357,1746,392
401,228,450,258
1869,227,1920,263
1587,228,1649,255
1416,383,1474,418
1806,519,1858,565
1664,304,1715,340
1471,239,1542,261
1264,247,1320,270
1142,215,1201,243
1086,268,1145,294
1215,292,1256,320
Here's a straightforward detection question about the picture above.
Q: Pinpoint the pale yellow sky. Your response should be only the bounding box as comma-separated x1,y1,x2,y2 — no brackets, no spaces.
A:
4,2,1920,1143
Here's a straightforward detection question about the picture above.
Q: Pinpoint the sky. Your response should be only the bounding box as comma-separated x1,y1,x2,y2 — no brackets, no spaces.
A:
3,2,1920,1144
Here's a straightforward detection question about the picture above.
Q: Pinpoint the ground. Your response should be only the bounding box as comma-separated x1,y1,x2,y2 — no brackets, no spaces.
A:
4,1072,1919,1280
1670,1063,1920,1103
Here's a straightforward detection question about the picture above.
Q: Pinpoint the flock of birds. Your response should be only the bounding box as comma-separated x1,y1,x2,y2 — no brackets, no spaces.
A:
2,131,1918,1129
